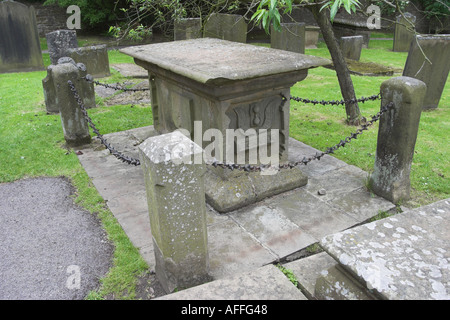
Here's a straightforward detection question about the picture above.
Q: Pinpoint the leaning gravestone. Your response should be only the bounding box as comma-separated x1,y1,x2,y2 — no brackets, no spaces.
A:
340,35,363,61
271,22,306,54
393,13,416,52
46,29,78,65
403,34,450,110
174,18,202,41
203,13,247,43
0,0,44,73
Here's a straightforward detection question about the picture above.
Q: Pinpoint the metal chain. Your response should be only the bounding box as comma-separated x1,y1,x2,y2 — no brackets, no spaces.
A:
68,80,392,170
207,98,395,172
82,75,150,92
290,93,381,106
68,80,141,166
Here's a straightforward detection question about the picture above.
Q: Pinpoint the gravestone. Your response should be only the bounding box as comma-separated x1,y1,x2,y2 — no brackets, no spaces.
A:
46,30,78,65
203,13,247,43
393,13,416,52
271,22,306,54
174,18,202,41
0,0,44,73
340,35,363,61
305,26,320,49
66,45,111,78
403,34,450,109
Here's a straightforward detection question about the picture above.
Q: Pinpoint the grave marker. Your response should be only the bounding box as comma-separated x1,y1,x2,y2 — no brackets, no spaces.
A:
340,35,363,61
46,29,78,65
393,13,416,52
174,18,202,41
203,13,247,43
403,34,450,109
271,22,306,54
0,1,44,73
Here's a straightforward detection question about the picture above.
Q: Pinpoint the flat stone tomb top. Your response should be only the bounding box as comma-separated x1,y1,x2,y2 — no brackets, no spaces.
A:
120,38,330,85
320,198,450,300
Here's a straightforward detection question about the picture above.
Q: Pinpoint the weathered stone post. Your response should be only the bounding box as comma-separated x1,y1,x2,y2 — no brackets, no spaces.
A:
139,130,210,293
51,58,92,146
370,76,427,203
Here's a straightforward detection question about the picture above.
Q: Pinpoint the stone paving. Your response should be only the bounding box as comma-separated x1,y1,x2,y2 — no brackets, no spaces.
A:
76,125,396,281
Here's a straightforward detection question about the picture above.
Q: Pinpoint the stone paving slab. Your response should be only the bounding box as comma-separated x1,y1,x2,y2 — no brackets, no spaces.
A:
156,264,307,300
76,125,396,281
320,198,450,300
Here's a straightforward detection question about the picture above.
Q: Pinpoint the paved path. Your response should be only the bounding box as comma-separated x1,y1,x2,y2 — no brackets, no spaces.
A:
76,125,396,281
0,177,113,300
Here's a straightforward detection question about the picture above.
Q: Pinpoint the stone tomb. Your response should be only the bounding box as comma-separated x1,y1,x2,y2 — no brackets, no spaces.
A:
403,34,450,110
121,38,330,212
0,1,44,73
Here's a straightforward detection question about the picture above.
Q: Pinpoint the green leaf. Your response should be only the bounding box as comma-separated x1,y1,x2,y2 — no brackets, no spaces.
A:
329,0,341,22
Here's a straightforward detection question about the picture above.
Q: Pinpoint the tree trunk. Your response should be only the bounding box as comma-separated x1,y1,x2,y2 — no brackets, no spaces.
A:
308,1,363,125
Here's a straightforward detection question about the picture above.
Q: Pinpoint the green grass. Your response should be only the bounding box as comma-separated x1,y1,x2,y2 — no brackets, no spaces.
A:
0,52,152,300
0,37,448,299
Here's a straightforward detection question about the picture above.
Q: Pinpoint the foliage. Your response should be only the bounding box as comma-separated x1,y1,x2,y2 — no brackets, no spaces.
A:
43,0,129,29
417,0,450,18
319,0,361,22
108,0,243,40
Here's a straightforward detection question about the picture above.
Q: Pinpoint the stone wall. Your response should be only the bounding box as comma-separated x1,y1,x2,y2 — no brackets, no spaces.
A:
16,1,67,37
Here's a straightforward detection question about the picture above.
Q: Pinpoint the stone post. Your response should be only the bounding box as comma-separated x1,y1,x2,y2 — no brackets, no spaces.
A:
139,131,210,293
51,58,92,146
271,22,306,54
370,76,427,203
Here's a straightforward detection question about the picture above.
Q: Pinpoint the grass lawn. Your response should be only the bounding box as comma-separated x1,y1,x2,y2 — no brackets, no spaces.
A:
0,37,448,299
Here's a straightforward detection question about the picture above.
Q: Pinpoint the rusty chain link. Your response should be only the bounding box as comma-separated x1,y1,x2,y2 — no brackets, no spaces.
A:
68,80,141,166
70,78,393,171
83,74,150,92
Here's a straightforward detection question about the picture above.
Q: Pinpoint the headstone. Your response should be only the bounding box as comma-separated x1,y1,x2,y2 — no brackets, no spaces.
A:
403,34,450,109
0,1,44,73
305,26,320,49
46,30,78,65
174,18,202,41
393,13,416,52
271,22,306,54
51,57,93,146
203,13,247,43
340,35,363,61
139,130,210,294
370,76,426,203
66,45,111,78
